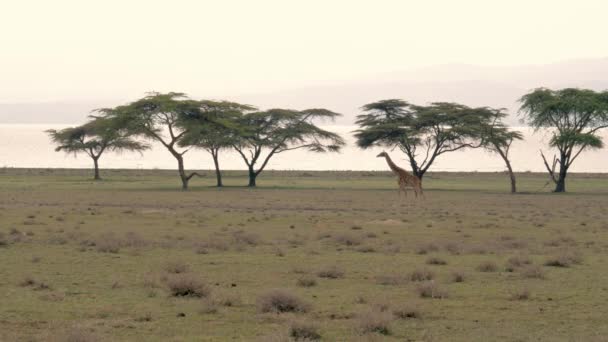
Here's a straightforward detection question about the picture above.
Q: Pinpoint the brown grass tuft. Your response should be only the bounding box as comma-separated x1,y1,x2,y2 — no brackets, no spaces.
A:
166,274,210,297
408,268,434,282
257,289,310,313
544,252,583,267
164,260,190,274
317,265,345,279
393,304,421,319
520,265,545,279
356,310,393,335
426,256,448,265
477,261,499,272
333,233,363,246
450,271,466,283
95,233,121,253
416,281,448,299
289,320,322,340
296,275,317,287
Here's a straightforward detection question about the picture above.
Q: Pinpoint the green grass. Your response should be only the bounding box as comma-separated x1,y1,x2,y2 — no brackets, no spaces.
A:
1,168,607,341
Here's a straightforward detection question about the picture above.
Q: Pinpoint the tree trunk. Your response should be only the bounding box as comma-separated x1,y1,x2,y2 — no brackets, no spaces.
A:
248,167,257,187
212,151,223,187
499,151,516,193
415,169,425,183
93,157,101,180
177,156,189,190
554,166,567,193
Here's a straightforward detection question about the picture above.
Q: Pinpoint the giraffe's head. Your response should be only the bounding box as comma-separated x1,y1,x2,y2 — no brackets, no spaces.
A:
376,151,388,158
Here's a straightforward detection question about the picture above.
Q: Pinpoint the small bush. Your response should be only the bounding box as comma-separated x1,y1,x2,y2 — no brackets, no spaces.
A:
544,253,582,268
257,289,310,313
408,268,434,282
317,265,345,279
521,265,545,279
426,257,447,265
333,233,362,246
375,274,406,286
505,255,532,272
166,274,210,297
444,242,463,255
416,243,439,255
215,293,242,307
393,305,421,319
199,298,219,314
19,275,37,287
0,232,8,247
289,320,321,341
510,288,530,301
123,231,148,248
232,231,261,246
477,261,498,272
296,276,317,287
95,233,121,253
63,326,99,342
164,260,189,274
450,271,466,283
356,310,393,335
356,245,376,253
416,281,448,299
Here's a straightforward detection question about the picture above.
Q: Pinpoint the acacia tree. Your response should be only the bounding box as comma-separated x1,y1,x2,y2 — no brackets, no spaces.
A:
233,108,345,187
478,107,523,193
179,101,255,187
355,100,492,180
47,115,148,180
519,88,608,192
104,92,212,190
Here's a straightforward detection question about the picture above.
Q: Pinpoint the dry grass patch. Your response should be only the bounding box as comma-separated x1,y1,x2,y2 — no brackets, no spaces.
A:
63,326,99,342
408,268,435,282
317,265,345,279
450,271,466,283
257,289,310,313
477,261,499,272
520,265,545,279
416,281,448,299
289,320,322,341
94,233,121,253
199,298,219,314
164,260,190,274
393,304,421,319
296,275,317,287
166,274,210,297
544,252,583,267
510,288,531,301
333,233,363,246
505,255,532,272
375,274,406,286
416,243,439,255
356,310,393,335
426,256,448,265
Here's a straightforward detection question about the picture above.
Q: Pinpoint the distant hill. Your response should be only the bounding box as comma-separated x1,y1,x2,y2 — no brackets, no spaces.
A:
2,58,607,125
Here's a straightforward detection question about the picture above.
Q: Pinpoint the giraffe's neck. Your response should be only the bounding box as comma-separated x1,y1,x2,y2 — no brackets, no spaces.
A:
384,155,405,175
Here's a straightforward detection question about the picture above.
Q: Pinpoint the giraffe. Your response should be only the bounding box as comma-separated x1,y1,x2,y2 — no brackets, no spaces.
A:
377,151,424,199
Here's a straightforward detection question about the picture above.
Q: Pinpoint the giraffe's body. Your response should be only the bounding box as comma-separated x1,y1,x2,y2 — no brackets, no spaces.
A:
377,152,424,198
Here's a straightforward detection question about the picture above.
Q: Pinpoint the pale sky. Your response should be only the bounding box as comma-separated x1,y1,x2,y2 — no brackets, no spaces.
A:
1,0,607,102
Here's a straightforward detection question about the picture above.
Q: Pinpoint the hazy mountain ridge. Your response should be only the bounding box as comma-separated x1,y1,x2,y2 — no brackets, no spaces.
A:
2,58,607,125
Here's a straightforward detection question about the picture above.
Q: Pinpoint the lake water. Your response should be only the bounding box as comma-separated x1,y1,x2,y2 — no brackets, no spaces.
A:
1,124,607,172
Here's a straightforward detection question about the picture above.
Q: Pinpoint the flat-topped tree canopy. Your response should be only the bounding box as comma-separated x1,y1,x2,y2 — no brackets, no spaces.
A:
178,100,256,187
519,87,608,192
355,100,492,180
99,92,236,190
46,114,148,180
233,108,345,186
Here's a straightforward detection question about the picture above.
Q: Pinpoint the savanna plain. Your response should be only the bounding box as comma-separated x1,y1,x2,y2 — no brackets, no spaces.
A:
1,169,608,341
